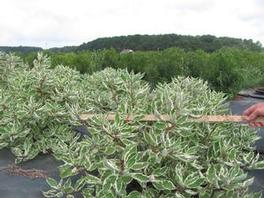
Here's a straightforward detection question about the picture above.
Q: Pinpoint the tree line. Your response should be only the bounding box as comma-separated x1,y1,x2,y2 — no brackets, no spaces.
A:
0,34,262,54
77,34,263,52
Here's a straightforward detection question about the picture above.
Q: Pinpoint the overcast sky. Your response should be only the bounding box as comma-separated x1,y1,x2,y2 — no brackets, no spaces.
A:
0,0,263,48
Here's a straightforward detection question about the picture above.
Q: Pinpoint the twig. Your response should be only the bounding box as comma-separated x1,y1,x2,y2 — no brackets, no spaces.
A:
0,164,48,179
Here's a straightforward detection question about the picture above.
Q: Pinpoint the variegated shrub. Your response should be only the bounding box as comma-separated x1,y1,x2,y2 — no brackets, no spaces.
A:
0,52,263,197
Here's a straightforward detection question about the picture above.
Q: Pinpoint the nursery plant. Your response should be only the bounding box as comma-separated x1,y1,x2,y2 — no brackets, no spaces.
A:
0,52,264,197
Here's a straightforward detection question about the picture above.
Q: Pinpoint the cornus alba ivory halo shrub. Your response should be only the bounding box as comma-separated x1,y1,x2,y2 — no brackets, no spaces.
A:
0,52,264,198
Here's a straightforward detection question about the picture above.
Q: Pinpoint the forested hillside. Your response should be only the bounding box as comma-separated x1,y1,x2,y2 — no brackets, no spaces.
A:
77,34,263,52
0,34,262,53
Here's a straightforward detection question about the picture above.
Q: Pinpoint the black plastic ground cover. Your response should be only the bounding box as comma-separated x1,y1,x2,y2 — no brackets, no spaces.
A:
238,89,264,100
1,96,264,197
0,149,62,198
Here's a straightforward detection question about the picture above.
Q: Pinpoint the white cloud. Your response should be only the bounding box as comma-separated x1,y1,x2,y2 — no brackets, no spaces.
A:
0,0,263,48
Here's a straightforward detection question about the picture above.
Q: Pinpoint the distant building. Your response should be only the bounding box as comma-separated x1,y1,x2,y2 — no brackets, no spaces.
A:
120,49,134,54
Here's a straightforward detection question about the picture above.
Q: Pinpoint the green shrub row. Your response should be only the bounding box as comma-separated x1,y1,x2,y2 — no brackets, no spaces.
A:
21,47,264,96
